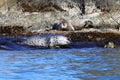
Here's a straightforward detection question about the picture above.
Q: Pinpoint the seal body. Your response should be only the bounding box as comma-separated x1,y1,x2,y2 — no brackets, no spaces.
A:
84,20,94,28
21,34,70,48
52,19,75,31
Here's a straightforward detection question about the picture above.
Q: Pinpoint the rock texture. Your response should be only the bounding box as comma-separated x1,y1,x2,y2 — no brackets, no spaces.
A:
104,42,115,48
0,0,119,32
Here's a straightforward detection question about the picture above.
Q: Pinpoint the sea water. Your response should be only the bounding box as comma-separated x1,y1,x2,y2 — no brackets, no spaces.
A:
0,48,120,80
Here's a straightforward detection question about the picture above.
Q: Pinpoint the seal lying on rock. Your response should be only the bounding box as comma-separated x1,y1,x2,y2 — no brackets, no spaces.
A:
84,20,94,28
52,19,75,31
21,34,70,48
73,19,94,30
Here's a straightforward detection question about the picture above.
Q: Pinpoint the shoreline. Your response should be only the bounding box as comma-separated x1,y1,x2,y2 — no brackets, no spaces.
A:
0,28,120,48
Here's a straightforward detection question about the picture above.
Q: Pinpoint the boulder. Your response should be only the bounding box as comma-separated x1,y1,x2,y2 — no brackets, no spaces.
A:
104,42,115,48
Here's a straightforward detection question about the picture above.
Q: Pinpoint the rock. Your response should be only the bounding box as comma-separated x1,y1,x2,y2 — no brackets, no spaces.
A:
21,34,70,48
52,19,75,31
104,42,115,48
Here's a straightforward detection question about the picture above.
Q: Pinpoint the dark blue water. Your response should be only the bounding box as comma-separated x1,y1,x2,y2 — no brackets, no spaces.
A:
0,48,120,80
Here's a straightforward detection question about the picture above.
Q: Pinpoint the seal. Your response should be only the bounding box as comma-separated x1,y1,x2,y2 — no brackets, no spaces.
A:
21,34,70,48
52,19,75,31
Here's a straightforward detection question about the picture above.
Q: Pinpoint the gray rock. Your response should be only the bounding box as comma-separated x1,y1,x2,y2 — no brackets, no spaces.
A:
104,42,115,48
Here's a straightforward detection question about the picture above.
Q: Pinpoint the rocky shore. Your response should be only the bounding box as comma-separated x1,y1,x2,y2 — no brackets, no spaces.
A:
0,28,120,50
0,0,120,49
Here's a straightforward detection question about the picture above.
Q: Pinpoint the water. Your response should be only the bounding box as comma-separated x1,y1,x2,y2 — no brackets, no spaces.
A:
0,48,120,80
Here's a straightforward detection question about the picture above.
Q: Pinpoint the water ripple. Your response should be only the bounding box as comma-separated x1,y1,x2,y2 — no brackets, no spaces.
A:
0,48,120,80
